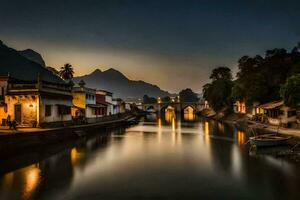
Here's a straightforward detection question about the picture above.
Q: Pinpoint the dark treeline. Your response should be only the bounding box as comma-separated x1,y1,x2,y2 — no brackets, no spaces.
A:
203,43,300,112
143,88,198,104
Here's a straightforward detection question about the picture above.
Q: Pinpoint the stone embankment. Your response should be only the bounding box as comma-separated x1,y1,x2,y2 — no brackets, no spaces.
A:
0,113,139,155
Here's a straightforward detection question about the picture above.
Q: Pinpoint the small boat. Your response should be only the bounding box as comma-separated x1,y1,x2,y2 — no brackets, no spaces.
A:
249,134,291,147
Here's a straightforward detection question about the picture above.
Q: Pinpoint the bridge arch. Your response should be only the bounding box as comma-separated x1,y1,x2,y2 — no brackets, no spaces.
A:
160,104,178,113
182,104,197,113
182,105,196,121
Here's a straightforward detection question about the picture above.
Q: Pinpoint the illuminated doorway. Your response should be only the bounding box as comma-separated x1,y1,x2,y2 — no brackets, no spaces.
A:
183,106,195,121
164,106,175,123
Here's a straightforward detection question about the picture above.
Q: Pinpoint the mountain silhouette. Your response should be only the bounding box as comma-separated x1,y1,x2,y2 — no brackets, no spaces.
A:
0,41,65,84
18,49,46,67
74,68,170,98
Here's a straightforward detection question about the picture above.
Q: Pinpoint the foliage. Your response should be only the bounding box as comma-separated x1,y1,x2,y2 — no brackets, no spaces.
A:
161,96,171,103
233,43,300,105
210,66,232,81
179,88,199,102
59,63,74,81
143,95,157,104
280,74,300,107
203,67,233,112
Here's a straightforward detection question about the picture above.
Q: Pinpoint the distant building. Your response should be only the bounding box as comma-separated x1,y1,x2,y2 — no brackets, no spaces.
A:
233,100,246,114
72,83,102,123
96,89,114,115
95,90,108,116
0,75,72,127
257,100,297,127
113,98,126,114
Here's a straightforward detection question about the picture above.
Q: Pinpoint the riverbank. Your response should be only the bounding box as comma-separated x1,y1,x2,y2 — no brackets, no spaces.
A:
0,113,139,156
200,111,300,163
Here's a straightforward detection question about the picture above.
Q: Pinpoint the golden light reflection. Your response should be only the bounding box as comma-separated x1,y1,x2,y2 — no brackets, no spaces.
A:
204,122,209,135
24,165,40,196
217,122,224,134
71,148,79,165
204,121,210,144
165,106,175,124
158,117,162,128
237,131,245,146
157,117,162,143
183,106,195,121
1,164,41,200
172,117,176,132
2,172,14,188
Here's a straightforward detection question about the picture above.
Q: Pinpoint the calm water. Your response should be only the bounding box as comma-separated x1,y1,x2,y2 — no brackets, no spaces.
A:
1,113,300,200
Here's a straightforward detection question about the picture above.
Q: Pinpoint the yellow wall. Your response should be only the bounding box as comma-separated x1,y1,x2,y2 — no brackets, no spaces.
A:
72,92,86,109
0,106,8,124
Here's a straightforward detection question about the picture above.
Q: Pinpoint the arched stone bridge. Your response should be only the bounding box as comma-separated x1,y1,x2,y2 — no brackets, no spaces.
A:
142,102,204,114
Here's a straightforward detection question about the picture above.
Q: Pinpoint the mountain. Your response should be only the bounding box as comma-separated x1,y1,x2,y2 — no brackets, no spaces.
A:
18,49,46,67
0,40,65,84
74,68,170,98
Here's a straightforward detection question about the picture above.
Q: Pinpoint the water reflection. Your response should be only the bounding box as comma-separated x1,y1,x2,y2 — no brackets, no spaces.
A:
237,131,246,146
164,106,176,124
0,164,41,200
0,117,300,199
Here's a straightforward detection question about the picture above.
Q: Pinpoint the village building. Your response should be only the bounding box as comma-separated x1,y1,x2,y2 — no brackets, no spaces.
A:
257,100,297,127
0,76,9,126
95,90,108,116
198,99,210,111
72,82,103,123
233,100,246,114
105,91,114,115
0,75,72,127
112,98,126,114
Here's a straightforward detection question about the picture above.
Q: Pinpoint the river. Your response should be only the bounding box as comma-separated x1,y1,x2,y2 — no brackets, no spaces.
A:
0,112,300,200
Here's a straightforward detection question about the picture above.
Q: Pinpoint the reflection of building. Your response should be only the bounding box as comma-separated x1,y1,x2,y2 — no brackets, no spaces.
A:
0,76,72,127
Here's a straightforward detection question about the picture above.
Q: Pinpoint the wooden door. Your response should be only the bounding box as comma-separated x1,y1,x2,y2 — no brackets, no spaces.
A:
14,104,21,123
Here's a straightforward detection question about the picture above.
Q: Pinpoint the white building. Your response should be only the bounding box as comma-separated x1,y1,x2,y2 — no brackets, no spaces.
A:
1,76,73,127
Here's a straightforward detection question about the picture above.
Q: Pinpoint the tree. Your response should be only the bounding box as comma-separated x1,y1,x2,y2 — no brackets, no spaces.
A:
161,96,171,103
179,88,199,102
280,74,300,107
203,67,233,112
143,95,157,104
210,66,232,81
233,43,300,105
59,63,74,81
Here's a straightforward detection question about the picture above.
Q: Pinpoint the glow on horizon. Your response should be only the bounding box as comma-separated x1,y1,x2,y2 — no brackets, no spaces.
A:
2,38,230,93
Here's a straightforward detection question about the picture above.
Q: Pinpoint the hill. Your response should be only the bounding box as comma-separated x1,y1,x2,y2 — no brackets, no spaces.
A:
74,68,170,98
0,40,65,84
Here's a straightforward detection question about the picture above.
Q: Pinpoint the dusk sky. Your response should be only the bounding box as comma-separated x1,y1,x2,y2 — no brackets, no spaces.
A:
1,0,300,93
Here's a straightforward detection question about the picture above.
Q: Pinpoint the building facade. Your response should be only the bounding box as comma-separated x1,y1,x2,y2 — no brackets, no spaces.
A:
257,101,297,127
72,84,101,123
1,76,72,127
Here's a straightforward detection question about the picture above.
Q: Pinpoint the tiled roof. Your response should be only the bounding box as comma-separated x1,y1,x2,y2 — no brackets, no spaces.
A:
258,101,284,109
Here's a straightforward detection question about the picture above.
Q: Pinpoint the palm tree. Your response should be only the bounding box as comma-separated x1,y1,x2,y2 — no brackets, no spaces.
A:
59,63,74,81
